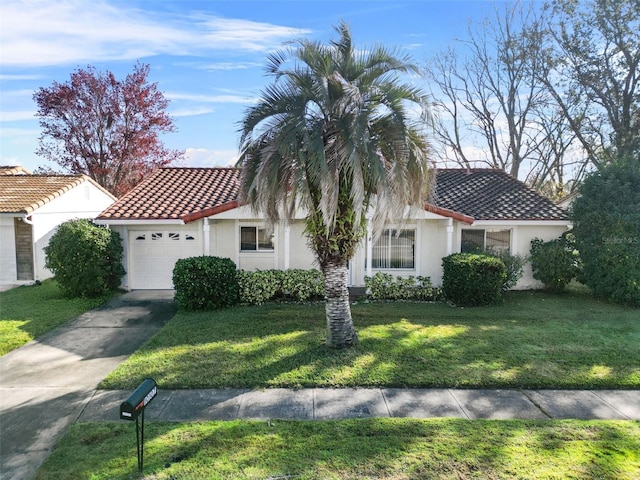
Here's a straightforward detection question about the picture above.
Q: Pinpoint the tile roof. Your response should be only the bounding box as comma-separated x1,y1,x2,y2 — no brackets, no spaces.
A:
432,169,569,221
0,165,32,175
0,174,113,214
96,167,240,221
96,167,569,223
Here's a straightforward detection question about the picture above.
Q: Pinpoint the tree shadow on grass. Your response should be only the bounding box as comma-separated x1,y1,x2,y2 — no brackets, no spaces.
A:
35,419,640,479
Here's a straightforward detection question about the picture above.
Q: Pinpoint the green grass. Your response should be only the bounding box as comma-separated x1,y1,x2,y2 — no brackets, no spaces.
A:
101,291,640,390
35,419,640,479
0,280,112,355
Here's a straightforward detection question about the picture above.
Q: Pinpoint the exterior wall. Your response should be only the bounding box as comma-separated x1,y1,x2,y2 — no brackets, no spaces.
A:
29,182,114,282
514,224,571,289
452,221,571,290
209,218,316,272
0,181,114,285
109,210,571,291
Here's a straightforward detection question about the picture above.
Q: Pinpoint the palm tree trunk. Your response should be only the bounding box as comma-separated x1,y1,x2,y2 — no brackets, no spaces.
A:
322,259,357,348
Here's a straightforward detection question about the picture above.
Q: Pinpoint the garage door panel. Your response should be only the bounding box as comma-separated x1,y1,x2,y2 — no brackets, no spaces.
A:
130,230,200,289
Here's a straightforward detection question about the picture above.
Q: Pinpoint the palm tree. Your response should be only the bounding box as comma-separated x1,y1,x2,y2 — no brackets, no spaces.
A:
238,22,433,348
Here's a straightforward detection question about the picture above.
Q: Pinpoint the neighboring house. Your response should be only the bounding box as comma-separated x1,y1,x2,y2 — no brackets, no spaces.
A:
95,167,571,290
0,168,116,286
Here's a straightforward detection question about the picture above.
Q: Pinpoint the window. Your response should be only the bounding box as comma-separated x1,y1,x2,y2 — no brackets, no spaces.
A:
151,232,163,241
373,229,415,269
240,226,274,251
461,229,511,253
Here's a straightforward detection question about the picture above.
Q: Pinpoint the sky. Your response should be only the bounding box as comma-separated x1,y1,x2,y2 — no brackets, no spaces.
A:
0,0,514,172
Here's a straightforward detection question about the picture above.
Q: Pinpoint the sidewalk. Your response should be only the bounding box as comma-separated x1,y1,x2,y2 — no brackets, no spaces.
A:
81,387,640,422
1,290,639,480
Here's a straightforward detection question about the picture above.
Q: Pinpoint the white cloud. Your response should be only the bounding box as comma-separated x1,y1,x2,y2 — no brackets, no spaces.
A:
184,147,239,167
0,110,36,122
166,92,258,104
0,0,311,67
170,107,216,118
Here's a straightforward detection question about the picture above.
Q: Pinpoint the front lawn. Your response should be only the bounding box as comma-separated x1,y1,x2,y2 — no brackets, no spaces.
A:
35,419,640,479
0,280,111,356
101,291,640,390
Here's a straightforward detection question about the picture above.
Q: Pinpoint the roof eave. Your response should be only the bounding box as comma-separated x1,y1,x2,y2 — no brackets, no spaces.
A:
180,201,240,223
423,203,475,224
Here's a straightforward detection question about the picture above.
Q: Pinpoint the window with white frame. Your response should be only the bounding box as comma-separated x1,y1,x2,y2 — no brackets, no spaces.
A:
461,229,511,253
372,229,415,269
240,226,274,251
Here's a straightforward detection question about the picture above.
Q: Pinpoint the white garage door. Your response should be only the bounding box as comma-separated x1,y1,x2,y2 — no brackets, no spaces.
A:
130,230,200,289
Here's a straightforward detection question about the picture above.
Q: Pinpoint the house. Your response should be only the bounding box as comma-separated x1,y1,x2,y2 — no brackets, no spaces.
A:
0,168,116,286
95,167,571,290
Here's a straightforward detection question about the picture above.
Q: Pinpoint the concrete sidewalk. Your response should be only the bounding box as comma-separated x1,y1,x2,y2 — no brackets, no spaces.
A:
81,387,640,423
1,289,639,480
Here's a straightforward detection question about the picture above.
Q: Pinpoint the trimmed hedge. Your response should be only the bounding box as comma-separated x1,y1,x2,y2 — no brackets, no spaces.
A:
365,273,442,301
442,253,507,306
237,269,324,305
44,218,125,298
172,256,239,311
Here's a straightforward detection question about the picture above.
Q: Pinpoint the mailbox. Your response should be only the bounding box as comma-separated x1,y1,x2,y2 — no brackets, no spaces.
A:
120,378,157,421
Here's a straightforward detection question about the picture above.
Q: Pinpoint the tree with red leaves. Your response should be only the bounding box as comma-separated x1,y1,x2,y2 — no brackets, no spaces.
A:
34,63,181,196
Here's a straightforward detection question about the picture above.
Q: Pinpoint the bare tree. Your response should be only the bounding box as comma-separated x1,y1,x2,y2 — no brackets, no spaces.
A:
425,3,551,178
541,0,640,166
424,2,592,197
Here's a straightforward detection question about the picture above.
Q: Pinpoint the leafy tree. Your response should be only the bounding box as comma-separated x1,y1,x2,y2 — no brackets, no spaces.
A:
238,23,433,348
34,63,181,196
571,160,640,305
44,219,125,298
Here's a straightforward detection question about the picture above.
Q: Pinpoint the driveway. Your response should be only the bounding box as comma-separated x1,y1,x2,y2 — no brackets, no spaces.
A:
0,290,176,480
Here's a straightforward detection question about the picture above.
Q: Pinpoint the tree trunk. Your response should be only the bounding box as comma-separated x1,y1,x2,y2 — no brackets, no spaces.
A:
322,259,357,348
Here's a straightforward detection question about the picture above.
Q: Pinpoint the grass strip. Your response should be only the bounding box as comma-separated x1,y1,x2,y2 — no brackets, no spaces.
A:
35,418,640,479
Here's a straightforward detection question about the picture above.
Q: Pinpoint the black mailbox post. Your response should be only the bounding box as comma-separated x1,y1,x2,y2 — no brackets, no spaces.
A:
120,378,157,475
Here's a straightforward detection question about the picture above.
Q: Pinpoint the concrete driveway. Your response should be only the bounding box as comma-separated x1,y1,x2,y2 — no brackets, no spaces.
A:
0,290,176,480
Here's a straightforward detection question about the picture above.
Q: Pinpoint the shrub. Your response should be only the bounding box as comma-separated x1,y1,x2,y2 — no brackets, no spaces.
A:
281,269,325,302
237,269,325,305
236,269,283,305
442,253,506,306
571,160,640,306
172,256,239,310
365,273,442,301
44,218,125,298
485,249,526,291
529,235,579,292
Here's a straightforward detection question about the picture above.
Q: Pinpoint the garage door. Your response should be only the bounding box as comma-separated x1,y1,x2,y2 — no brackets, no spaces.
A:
130,230,200,289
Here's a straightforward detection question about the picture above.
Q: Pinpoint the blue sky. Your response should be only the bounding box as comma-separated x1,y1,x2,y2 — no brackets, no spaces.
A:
1,0,512,172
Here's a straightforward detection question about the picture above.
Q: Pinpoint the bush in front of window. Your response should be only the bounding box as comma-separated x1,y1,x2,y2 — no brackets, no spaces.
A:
281,269,325,302
236,269,325,305
236,269,284,305
484,250,527,291
529,235,580,293
442,253,507,306
365,273,442,301
172,256,239,310
44,218,125,298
